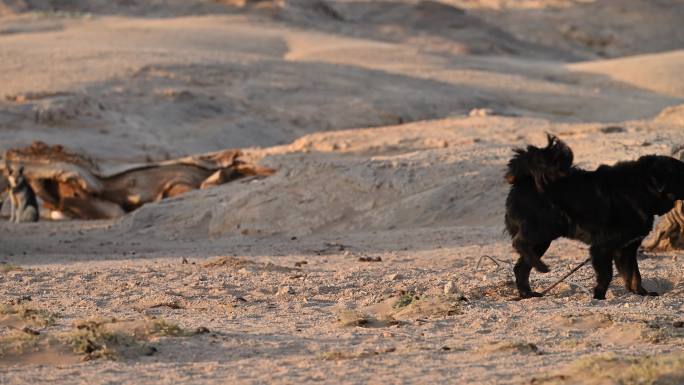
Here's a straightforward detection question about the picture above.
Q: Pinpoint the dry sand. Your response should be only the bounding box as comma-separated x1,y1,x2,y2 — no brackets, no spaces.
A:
2,1,684,384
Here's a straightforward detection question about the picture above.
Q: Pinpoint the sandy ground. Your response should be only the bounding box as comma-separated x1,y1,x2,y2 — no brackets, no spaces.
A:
2,1,684,384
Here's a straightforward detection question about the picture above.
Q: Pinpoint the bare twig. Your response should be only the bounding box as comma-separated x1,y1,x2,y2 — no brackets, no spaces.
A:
476,255,512,270
541,257,591,295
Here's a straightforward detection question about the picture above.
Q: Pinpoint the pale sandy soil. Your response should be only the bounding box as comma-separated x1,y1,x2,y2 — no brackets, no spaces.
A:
2,1,684,384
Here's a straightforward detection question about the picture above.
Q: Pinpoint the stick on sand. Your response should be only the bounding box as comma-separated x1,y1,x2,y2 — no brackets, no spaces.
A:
541,257,592,295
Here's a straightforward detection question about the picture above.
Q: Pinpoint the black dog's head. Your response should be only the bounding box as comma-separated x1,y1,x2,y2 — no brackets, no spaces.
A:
506,134,574,192
641,155,684,214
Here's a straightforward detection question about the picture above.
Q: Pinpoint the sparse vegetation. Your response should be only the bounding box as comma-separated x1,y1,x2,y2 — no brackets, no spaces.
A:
0,304,57,327
0,316,191,363
0,263,22,273
393,292,417,309
336,310,371,327
0,329,41,357
65,319,140,360
320,346,396,361
391,294,462,319
534,352,684,385
144,318,189,337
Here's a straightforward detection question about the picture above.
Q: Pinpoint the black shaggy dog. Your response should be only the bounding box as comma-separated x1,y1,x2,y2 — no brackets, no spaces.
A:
505,134,684,299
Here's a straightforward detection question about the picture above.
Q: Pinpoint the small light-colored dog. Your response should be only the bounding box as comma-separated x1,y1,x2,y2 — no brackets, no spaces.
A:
7,165,39,223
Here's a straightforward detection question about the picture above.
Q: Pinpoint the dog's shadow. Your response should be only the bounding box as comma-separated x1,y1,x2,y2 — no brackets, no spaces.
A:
642,277,675,295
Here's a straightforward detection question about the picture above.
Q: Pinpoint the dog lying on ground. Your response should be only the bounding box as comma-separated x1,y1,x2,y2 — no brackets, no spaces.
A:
505,134,684,299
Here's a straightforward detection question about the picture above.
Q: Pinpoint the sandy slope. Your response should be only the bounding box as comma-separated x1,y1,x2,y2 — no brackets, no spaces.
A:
2,1,684,384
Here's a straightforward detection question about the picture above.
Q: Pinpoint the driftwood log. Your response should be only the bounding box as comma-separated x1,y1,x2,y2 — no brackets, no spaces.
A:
642,145,684,251
1,141,273,220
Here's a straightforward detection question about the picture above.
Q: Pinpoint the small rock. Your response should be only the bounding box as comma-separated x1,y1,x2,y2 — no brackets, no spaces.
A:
358,256,382,262
386,273,401,281
143,346,158,356
294,261,308,267
673,321,684,328
181,257,188,264
22,326,40,336
469,108,494,117
600,126,625,134
195,326,211,334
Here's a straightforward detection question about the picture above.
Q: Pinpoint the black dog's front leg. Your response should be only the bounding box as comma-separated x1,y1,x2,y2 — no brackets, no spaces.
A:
514,258,541,298
590,246,613,300
513,239,551,298
614,241,658,296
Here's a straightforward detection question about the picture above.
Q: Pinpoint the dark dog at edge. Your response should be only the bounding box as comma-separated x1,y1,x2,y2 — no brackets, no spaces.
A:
505,134,684,299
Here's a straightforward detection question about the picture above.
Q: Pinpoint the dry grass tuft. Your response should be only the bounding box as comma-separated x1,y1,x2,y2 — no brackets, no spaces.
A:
336,310,372,327
0,304,57,327
65,319,140,360
0,329,41,357
0,264,22,273
0,317,191,363
320,346,396,361
533,352,684,385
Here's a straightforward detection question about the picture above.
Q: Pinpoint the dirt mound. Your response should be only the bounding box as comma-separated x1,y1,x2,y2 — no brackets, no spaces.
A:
533,352,684,385
570,50,684,98
0,0,237,16
116,114,684,240
457,0,684,59
121,127,508,238
276,0,574,59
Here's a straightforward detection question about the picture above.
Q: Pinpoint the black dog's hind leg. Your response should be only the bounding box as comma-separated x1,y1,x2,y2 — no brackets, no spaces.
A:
513,239,550,298
614,241,658,296
590,246,613,300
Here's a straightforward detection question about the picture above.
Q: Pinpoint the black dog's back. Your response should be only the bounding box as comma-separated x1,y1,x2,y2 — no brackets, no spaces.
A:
505,135,684,299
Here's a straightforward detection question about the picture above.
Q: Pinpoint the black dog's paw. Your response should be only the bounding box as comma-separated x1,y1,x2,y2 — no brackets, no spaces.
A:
533,261,550,273
635,287,659,297
519,291,544,299
592,291,606,300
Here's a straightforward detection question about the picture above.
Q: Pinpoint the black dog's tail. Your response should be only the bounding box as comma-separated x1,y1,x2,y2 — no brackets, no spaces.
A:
505,134,574,192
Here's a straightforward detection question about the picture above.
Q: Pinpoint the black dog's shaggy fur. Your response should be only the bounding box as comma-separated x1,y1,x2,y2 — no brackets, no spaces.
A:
505,135,684,299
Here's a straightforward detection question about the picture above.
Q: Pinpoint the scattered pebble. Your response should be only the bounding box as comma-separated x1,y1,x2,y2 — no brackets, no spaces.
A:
469,108,495,117
358,256,382,262
600,126,625,134
22,326,40,336
143,346,158,356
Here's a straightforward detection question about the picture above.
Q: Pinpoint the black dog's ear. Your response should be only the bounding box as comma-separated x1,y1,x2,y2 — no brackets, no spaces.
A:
647,157,672,194
650,174,667,193
545,133,557,147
